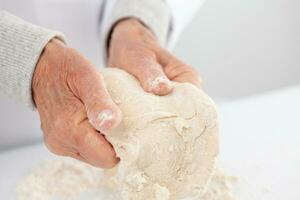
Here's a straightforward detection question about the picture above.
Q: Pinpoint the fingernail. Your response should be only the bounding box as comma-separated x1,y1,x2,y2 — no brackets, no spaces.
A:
148,76,171,90
148,77,172,94
97,109,114,132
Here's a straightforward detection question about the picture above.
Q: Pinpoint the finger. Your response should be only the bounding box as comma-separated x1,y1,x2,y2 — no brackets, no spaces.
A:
74,119,119,168
111,46,173,96
44,136,89,163
68,64,122,133
155,49,202,87
69,152,90,164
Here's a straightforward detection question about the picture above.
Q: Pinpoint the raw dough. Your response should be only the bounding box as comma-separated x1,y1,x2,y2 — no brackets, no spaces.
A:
17,68,219,200
102,68,219,200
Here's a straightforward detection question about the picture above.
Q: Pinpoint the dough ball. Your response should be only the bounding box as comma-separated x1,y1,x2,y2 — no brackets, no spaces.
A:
102,68,219,200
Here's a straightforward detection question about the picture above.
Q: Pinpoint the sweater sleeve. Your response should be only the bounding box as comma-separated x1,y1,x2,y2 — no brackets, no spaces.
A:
100,0,171,63
0,11,65,108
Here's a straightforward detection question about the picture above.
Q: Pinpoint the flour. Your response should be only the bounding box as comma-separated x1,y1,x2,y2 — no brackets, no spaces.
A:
17,158,239,200
17,158,105,200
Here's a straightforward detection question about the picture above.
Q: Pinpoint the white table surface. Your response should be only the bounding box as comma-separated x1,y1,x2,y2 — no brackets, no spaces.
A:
1,86,300,199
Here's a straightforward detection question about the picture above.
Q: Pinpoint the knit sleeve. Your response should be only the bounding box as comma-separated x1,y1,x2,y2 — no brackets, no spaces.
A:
0,11,65,108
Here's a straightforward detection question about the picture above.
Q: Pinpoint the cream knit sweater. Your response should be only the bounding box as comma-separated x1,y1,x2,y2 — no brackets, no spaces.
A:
0,0,170,108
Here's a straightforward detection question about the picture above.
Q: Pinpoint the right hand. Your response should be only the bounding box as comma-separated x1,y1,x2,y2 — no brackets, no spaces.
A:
108,18,202,96
32,39,122,168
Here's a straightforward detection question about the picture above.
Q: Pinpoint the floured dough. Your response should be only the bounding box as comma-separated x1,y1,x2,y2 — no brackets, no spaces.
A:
17,68,219,200
102,68,219,200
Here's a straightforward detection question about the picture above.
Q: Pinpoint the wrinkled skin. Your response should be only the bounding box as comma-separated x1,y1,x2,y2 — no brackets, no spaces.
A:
33,39,122,168
108,19,201,93
32,18,202,169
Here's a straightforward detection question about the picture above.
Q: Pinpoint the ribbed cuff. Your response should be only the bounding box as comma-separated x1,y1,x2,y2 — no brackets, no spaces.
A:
101,0,171,64
0,11,65,109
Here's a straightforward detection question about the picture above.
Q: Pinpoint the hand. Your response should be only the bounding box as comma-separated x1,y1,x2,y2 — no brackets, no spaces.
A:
108,18,202,96
32,39,122,168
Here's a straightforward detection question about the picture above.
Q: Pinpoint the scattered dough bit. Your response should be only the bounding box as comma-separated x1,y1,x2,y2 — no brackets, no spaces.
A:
201,169,238,200
16,158,105,200
154,183,170,200
17,159,239,200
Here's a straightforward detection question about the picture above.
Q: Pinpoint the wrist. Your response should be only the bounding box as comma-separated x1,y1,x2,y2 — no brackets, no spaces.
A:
114,18,144,30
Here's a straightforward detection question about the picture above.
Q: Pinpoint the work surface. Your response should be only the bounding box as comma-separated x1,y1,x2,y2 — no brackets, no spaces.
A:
0,86,299,200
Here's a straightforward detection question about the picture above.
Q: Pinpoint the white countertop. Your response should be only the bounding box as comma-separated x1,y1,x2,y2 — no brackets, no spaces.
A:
1,86,300,199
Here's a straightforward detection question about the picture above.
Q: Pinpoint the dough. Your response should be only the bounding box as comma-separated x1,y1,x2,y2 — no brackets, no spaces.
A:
102,68,219,200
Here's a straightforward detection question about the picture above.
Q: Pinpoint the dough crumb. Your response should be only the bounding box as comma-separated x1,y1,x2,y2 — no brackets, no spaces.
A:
200,169,239,200
154,183,170,200
17,159,242,200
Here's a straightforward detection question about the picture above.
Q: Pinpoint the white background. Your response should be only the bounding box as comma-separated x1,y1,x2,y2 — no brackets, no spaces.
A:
174,0,300,99
0,0,299,150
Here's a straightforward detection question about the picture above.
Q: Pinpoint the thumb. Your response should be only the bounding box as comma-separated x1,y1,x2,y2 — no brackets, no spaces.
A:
69,66,122,133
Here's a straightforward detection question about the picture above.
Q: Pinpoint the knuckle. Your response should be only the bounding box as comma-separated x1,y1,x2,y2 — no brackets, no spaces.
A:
66,53,97,81
47,115,74,143
52,118,70,135
165,63,185,78
101,161,116,169
187,66,202,81
52,109,75,129
187,65,200,75
69,66,93,85
126,44,144,55
74,132,88,148
44,134,74,157
127,45,154,61
67,47,79,55
183,66,203,86
44,137,63,155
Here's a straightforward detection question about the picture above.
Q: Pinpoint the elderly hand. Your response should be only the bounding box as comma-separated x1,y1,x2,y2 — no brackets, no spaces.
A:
108,18,202,95
32,39,122,168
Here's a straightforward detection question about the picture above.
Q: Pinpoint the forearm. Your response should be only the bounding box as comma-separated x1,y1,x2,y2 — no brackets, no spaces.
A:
0,11,65,108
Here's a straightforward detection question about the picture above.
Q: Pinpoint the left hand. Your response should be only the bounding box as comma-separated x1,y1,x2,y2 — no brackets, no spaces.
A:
108,18,202,96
